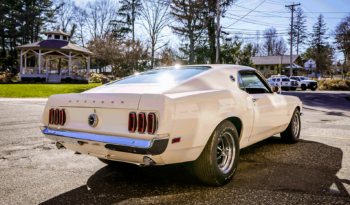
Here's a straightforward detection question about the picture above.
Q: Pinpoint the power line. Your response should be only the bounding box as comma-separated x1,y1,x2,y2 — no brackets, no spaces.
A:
224,0,267,29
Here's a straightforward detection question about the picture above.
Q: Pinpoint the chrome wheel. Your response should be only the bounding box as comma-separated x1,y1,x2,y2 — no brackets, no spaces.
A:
217,132,235,174
293,113,300,138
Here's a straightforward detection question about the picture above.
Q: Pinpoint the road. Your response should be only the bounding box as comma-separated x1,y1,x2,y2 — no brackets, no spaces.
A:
1,91,350,204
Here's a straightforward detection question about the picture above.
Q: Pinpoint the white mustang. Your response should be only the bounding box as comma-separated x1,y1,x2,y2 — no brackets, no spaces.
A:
40,65,302,186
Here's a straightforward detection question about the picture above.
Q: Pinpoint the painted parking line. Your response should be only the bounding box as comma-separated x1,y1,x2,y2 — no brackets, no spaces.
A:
305,135,350,140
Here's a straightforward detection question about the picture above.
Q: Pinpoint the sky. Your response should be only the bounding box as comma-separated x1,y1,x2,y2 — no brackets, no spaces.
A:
72,0,350,61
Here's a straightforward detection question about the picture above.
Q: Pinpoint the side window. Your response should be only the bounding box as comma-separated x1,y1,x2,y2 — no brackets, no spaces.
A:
238,73,245,90
240,72,271,94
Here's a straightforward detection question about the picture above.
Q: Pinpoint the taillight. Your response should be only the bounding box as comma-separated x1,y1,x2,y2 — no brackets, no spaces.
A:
128,112,137,132
280,82,282,85
54,109,59,125
49,109,54,124
138,112,146,133
147,113,157,134
59,109,66,125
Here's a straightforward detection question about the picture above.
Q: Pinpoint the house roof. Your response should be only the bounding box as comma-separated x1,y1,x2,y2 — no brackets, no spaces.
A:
252,55,299,65
15,40,93,55
282,63,304,69
45,30,70,37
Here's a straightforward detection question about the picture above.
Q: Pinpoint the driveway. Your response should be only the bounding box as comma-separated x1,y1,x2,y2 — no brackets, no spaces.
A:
0,91,350,204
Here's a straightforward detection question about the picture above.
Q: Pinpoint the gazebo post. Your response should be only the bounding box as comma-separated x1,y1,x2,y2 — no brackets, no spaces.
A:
24,53,27,71
38,49,41,74
19,50,23,81
68,51,71,76
87,56,90,80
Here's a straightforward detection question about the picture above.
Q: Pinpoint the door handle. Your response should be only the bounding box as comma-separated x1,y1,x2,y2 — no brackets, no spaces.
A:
252,98,259,103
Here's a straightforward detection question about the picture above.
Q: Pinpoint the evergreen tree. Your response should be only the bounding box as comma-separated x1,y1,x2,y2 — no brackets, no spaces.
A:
171,0,206,64
287,8,308,55
310,14,328,74
114,0,142,42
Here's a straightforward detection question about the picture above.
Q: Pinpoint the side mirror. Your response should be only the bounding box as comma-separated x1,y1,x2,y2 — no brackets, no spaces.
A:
272,86,279,93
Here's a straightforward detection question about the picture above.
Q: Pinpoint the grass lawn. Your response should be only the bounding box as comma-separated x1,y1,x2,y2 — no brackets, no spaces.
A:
0,83,102,98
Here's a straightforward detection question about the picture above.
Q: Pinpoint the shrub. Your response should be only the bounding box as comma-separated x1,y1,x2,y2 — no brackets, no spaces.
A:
10,73,19,82
318,79,350,90
65,77,73,83
90,72,107,83
0,72,12,83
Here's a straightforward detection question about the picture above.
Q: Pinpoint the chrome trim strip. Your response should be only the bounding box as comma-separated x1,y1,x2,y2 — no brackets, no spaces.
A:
40,126,152,148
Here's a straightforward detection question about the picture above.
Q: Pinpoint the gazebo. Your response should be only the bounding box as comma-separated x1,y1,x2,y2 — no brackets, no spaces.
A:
15,30,93,83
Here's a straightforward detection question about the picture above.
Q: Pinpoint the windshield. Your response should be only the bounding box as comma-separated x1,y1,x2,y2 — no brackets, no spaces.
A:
108,66,211,85
300,77,310,80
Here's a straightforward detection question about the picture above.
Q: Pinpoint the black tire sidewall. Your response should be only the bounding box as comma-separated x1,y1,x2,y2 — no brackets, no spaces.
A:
209,121,240,185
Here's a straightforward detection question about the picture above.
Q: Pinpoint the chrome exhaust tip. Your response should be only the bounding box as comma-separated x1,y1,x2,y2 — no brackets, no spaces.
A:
143,156,156,166
55,142,66,149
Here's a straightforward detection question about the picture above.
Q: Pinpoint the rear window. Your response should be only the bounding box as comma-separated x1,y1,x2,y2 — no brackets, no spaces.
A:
108,66,211,85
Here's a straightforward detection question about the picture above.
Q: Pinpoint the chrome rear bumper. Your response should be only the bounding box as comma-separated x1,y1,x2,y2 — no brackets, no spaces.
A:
40,126,169,155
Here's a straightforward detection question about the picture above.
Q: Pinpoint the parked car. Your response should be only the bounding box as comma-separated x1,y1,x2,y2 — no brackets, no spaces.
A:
290,76,318,91
266,78,278,87
270,75,298,91
40,65,302,186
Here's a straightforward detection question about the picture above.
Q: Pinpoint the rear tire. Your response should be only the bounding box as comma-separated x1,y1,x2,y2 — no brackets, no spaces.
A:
311,88,317,91
281,108,301,144
191,120,240,186
301,84,307,91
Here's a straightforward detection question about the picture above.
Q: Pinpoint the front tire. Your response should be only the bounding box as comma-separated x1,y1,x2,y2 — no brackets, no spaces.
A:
301,84,307,91
280,108,301,144
191,120,240,186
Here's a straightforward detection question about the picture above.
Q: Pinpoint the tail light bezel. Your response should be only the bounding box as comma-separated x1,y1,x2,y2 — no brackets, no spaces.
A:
59,109,66,126
138,112,147,134
147,112,158,135
54,109,60,125
128,112,137,132
49,109,54,124
48,108,66,126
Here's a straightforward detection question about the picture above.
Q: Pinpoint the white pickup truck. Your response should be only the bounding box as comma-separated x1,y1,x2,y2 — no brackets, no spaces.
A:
270,75,298,91
290,76,318,91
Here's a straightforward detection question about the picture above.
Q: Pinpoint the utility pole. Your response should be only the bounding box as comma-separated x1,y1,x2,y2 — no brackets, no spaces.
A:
216,0,220,64
285,3,300,77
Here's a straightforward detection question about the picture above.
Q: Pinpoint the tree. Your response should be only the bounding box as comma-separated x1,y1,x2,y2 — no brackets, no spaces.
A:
82,0,118,39
334,14,350,77
171,0,206,64
262,27,287,56
238,43,254,67
205,0,237,64
310,14,329,75
219,39,242,64
52,0,77,34
140,0,171,68
114,0,142,42
88,33,147,77
287,7,308,55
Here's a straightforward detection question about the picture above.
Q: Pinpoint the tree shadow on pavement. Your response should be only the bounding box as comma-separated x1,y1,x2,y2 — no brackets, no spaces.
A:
40,137,347,204
283,92,350,113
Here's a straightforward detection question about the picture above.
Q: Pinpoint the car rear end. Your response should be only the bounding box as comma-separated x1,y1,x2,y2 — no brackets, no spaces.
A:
41,92,175,166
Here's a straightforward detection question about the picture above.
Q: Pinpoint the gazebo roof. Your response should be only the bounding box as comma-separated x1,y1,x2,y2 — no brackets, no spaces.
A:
15,40,93,55
45,30,70,37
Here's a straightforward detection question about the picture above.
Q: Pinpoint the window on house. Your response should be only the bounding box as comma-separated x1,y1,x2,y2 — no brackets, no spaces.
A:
55,35,60,39
63,36,67,40
270,66,274,70
260,66,264,70
48,35,52,39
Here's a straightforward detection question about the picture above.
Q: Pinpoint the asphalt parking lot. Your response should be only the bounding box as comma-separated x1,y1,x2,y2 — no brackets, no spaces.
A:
1,91,350,204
